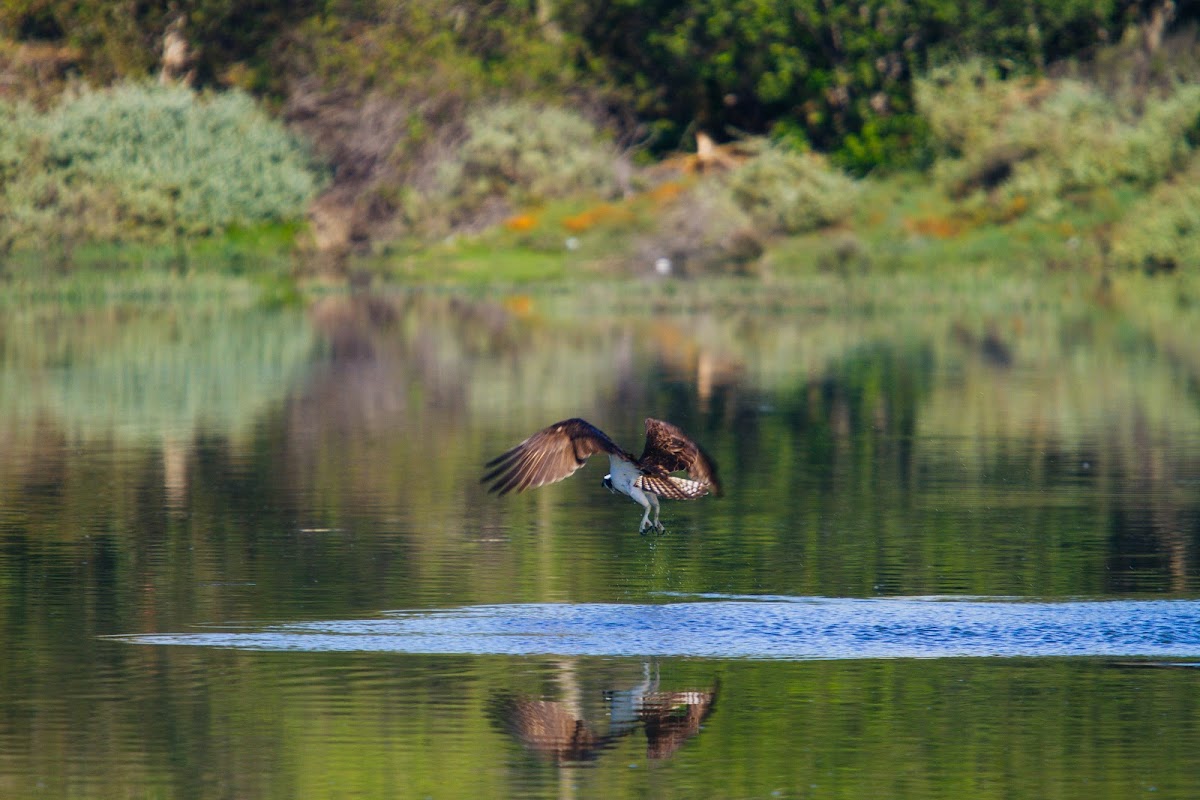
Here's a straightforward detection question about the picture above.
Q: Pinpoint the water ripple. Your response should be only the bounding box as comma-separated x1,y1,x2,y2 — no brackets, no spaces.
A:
114,596,1200,660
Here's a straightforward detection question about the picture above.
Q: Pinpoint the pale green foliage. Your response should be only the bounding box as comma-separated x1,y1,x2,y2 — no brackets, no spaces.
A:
1,82,323,245
433,101,620,223
727,142,859,234
0,100,39,185
915,62,1018,158
917,61,1200,214
0,101,46,248
1110,156,1200,272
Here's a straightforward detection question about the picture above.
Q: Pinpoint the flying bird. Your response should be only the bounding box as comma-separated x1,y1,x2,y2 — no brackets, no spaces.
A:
482,418,720,533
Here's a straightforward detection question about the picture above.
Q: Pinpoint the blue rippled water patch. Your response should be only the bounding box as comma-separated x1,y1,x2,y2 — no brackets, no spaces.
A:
115,596,1200,660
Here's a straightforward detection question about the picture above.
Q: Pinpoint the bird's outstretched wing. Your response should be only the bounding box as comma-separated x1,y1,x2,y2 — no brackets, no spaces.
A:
637,418,721,496
483,418,625,496
488,692,616,762
640,681,720,760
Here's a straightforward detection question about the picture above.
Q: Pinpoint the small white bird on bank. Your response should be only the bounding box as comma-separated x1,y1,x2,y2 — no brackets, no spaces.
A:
483,418,721,533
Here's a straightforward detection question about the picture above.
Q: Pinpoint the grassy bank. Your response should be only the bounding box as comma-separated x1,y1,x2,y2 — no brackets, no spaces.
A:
354,173,1130,285
1,38,1198,291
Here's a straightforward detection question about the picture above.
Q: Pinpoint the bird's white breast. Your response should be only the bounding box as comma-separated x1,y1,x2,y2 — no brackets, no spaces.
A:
606,456,642,497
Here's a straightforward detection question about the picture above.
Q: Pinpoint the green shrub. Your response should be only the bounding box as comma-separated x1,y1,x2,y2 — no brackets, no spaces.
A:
1110,156,1200,273
0,100,37,186
727,142,859,235
917,61,1200,216
916,62,1025,159
430,101,622,227
0,100,46,249
1,82,324,247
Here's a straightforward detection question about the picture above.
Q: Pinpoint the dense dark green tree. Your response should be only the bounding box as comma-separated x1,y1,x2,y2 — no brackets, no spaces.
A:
0,0,316,83
561,0,1182,170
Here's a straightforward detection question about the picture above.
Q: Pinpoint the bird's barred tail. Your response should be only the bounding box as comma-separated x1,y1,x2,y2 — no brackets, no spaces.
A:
634,475,711,500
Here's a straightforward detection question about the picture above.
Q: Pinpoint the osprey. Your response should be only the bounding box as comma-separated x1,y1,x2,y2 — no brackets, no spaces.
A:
483,418,721,533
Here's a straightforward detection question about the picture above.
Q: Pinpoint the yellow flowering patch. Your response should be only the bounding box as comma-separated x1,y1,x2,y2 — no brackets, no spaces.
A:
561,203,634,233
504,213,539,232
904,215,967,239
502,294,535,317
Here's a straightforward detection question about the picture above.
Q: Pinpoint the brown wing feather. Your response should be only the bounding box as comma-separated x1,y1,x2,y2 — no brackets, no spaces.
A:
483,419,624,496
634,475,711,500
636,418,721,496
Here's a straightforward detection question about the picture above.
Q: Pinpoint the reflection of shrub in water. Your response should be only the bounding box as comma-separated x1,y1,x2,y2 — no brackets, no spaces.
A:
0,304,316,442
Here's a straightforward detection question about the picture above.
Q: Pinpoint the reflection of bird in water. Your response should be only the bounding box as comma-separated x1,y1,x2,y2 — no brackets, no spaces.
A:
605,661,719,760
489,662,719,764
483,418,721,533
640,688,719,759
488,694,612,763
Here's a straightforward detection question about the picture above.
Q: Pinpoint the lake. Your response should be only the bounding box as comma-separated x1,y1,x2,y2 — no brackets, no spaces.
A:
2,277,1199,798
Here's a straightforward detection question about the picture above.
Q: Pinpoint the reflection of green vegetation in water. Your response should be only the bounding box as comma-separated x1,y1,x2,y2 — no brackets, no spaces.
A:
273,277,1200,604
2,276,1200,798
8,648,1199,798
0,300,318,442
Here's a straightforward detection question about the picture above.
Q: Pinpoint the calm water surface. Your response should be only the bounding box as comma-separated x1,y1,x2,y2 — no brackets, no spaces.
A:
2,283,1200,798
